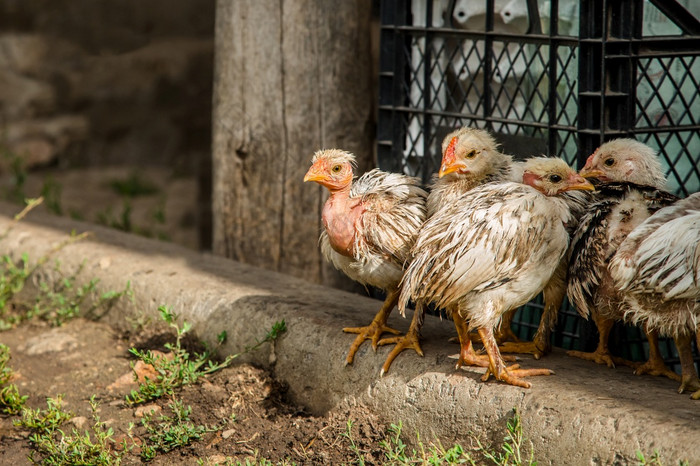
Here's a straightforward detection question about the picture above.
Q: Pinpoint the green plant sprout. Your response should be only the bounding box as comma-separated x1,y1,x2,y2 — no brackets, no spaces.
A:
126,306,286,405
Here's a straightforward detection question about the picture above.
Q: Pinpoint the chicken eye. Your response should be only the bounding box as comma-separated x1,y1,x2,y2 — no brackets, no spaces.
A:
331,165,342,173
465,150,477,159
548,174,562,183
604,158,615,166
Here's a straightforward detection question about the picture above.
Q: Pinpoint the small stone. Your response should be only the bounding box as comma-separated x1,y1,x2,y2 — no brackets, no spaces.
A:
221,429,236,439
134,404,161,418
23,330,78,355
69,416,88,430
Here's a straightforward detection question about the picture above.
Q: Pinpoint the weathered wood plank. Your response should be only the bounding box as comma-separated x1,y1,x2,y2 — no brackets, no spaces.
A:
213,0,373,286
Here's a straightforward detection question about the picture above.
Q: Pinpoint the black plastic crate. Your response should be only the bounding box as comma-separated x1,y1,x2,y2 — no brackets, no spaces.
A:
377,0,700,372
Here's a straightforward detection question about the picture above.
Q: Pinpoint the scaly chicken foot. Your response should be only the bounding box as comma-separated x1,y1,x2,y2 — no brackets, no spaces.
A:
498,340,548,360
567,315,621,368
378,303,425,376
633,328,681,382
674,333,700,396
466,312,519,345
478,327,553,389
343,290,400,365
451,313,491,368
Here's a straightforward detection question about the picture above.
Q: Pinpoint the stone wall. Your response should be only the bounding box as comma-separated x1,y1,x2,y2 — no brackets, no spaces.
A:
0,0,215,171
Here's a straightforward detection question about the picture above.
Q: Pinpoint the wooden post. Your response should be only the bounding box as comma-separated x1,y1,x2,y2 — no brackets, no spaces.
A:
212,0,374,286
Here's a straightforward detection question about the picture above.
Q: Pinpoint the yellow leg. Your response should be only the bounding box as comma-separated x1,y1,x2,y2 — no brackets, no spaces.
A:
478,327,553,389
377,302,425,376
567,313,618,367
343,289,401,365
674,332,700,395
634,326,681,382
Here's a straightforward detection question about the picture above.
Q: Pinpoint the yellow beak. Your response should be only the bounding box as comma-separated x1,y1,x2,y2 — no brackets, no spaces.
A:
565,174,596,191
579,167,605,179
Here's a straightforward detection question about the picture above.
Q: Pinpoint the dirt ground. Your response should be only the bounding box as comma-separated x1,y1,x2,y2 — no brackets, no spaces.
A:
0,167,394,464
0,317,392,465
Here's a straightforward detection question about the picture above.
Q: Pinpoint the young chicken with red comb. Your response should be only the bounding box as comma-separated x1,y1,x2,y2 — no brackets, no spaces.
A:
303,149,428,366
399,157,594,388
376,127,516,374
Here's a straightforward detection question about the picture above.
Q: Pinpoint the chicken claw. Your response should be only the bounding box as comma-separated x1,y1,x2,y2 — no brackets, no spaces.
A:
479,328,553,388
481,364,554,389
377,332,423,376
499,341,547,360
343,319,401,365
566,349,616,368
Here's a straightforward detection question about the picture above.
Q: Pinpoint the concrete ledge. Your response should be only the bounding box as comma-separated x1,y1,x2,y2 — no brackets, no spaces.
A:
0,201,697,464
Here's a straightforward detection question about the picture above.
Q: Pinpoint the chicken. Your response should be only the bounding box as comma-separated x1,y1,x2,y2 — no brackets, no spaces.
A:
303,149,428,366
399,157,594,387
376,127,515,374
610,192,700,397
567,139,680,381
498,163,592,358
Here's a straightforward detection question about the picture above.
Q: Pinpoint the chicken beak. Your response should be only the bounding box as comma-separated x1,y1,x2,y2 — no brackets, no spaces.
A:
303,165,324,183
438,161,467,178
438,136,466,178
564,173,596,192
578,166,605,179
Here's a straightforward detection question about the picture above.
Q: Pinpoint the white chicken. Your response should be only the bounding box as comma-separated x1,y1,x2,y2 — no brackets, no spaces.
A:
377,127,515,374
303,149,428,365
610,192,700,397
568,139,680,380
399,157,594,387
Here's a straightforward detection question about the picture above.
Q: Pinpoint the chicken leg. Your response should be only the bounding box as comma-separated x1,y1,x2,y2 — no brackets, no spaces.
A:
674,332,700,396
377,302,425,375
343,289,401,365
634,326,681,382
567,313,618,367
478,327,553,388
452,312,491,368
499,261,567,359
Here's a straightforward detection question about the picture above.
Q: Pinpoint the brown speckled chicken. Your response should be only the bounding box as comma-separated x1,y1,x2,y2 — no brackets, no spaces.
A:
567,139,680,380
610,192,700,397
399,157,594,387
303,149,428,365
376,127,514,374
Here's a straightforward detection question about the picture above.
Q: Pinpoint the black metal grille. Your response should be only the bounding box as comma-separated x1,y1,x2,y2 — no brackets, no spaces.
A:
378,0,700,373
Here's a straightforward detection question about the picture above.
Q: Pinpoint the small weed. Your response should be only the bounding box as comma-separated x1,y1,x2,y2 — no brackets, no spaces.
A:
0,253,31,326
635,450,688,466
341,419,366,466
126,306,286,405
339,409,534,465
138,398,218,461
109,172,160,198
0,343,27,414
380,422,410,463
152,197,166,224
15,395,73,434
18,395,127,465
475,408,535,466
41,177,63,215
2,148,28,203
0,252,132,329
96,200,133,233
